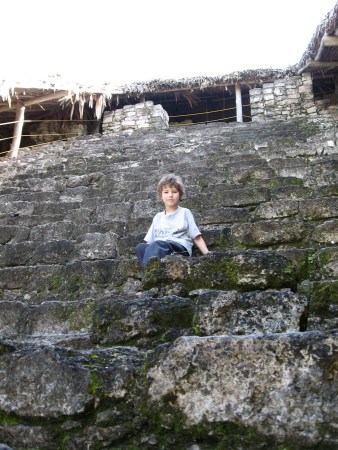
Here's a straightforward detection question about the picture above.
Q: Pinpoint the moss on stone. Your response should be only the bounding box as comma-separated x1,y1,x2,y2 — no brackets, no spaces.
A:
308,280,338,319
0,410,22,426
133,398,305,450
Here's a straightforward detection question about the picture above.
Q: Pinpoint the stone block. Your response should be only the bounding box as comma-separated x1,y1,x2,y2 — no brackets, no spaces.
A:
231,220,306,247
312,219,338,244
96,202,132,223
299,85,313,94
0,225,30,244
310,246,338,279
193,289,307,335
0,241,34,267
254,199,299,219
121,120,136,127
299,198,338,220
75,231,118,260
30,221,75,242
142,250,303,292
273,87,285,96
147,332,337,445
250,95,263,103
197,207,250,225
102,114,113,124
299,280,338,331
203,185,271,207
91,296,195,349
249,88,262,96
262,83,274,89
31,240,75,264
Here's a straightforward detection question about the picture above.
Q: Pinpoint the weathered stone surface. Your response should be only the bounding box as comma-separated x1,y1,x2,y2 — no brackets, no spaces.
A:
147,332,337,446
0,345,145,448
91,296,195,349
231,220,306,247
254,199,299,219
75,231,118,260
313,219,338,244
0,300,96,337
193,289,308,335
0,346,93,417
196,206,250,225
30,239,75,264
202,186,271,207
299,197,338,220
0,225,30,244
0,242,34,267
310,247,338,280
299,280,338,331
142,251,304,292
30,221,75,242
0,426,57,450
0,116,337,448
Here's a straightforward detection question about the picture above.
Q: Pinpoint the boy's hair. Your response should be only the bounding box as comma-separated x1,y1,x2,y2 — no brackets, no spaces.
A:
157,174,185,200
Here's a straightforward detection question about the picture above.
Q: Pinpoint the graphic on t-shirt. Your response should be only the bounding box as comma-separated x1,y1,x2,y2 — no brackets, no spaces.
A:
154,228,172,238
155,227,187,237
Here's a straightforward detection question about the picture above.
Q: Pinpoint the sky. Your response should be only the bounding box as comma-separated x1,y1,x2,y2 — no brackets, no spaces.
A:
1,0,337,87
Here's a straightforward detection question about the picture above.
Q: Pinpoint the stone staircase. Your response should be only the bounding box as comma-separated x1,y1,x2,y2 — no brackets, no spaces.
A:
0,116,337,449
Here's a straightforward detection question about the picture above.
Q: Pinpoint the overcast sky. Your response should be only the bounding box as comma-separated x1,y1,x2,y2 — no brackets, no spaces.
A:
1,0,337,87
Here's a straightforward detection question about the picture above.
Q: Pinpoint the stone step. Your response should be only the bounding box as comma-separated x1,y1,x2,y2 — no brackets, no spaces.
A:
90,289,308,350
0,248,311,301
0,218,336,270
0,330,335,449
141,250,308,294
0,286,314,351
1,332,93,350
0,299,96,338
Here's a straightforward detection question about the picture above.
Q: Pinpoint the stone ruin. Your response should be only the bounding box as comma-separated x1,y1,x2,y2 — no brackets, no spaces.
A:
102,100,169,135
0,94,337,448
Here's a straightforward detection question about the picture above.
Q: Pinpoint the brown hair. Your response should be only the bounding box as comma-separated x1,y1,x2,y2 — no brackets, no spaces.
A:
157,173,185,200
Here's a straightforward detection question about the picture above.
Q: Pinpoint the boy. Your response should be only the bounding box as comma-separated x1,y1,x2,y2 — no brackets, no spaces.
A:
136,173,210,269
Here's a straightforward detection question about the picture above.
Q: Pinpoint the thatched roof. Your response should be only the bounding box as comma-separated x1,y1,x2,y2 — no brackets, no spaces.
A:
0,68,291,116
295,1,338,74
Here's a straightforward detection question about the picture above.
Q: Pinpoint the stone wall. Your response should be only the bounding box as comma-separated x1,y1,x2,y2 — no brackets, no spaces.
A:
250,73,318,121
102,101,169,135
0,116,337,449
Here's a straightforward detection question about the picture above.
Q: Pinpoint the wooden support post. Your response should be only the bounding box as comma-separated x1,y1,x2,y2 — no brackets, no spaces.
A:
235,83,243,122
9,101,25,158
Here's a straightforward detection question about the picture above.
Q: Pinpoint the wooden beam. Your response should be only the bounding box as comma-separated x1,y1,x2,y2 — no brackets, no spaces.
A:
8,102,25,158
0,90,70,113
316,34,338,61
322,35,338,47
298,60,338,74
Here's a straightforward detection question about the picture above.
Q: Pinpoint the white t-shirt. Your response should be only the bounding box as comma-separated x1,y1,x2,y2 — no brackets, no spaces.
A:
144,206,201,256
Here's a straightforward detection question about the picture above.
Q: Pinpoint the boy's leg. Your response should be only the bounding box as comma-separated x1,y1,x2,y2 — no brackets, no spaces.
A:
141,240,174,267
140,241,189,267
136,242,149,266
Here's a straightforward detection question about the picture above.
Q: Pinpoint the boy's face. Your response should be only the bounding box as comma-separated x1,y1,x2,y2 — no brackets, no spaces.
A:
161,184,180,211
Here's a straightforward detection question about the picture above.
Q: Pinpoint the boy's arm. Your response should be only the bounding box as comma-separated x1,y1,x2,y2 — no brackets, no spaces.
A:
193,235,210,255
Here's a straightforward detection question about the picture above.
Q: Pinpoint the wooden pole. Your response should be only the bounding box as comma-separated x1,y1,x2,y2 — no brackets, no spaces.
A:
235,83,243,122
9,101,25,158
